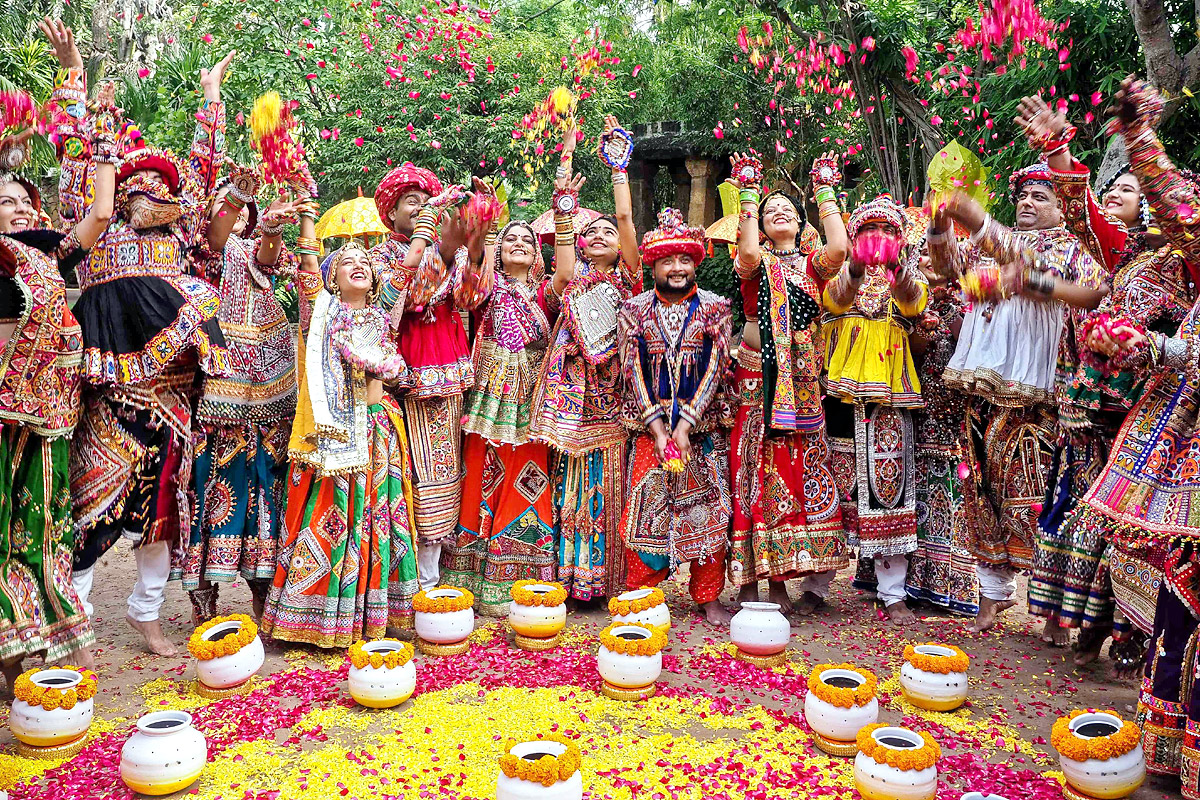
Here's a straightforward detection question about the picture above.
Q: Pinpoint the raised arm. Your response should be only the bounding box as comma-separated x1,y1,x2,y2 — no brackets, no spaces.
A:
403,185,465,308
70,83,119,251
551,172,584,298
599,116,641,281
727,153,762,280
207,161,261,254
186,51,235,201
40,19,90,225
808,152,849,280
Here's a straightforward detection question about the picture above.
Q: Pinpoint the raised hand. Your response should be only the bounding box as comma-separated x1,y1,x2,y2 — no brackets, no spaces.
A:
555,171,585,195
1015,95,1067,150
1109,75,1164,134
38,18,82,70
200,50,236,103
727,152,762,191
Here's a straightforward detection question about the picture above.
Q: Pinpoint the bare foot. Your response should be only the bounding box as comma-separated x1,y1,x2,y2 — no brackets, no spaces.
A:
69,647,96,672
1108,633,1148,682
885,600,917,625
700,601,733,627
736,583,759,607
1073,627,1111,667
793,591,825,616
126,615,179,657
766,582,794,615
251,594,266,622
971,597,1017,632
1040,616,1070,647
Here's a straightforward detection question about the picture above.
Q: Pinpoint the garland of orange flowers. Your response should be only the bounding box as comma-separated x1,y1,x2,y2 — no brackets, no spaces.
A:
806,664,878,708
511,580,568,607
187,614,258,661
857,724,941,771
1051,709,1141,762
498,733,582,787
608,587,666,617
412,586,475,614
598,622,668,656
903,643,970,674
12,667,97,711
349,640,415,670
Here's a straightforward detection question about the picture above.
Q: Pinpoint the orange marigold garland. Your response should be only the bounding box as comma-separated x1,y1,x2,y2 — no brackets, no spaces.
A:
857,724,941,771
807,664,878,708
608,587,666,617
187,614,259,661
511,580,568,607
349,640,415,670
412,586,475,613
598,622,668,656
13,667,98,711
1051,710,1141,762
497,733,582,787
903,643,970,674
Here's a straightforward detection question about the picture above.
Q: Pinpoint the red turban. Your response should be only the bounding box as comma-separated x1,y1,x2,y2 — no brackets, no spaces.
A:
374,163,443,231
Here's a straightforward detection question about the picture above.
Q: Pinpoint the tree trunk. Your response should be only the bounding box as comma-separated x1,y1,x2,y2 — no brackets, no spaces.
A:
86,0,115,84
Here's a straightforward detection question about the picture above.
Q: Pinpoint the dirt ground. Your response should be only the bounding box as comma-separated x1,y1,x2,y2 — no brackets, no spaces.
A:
0,541,1180,799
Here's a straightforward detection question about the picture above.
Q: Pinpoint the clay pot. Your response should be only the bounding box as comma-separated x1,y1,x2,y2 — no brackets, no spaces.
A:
900,645,968,711
415,588,476,644
9,668,94,747
347,640,417,709
610,588,671,632
495,740,584,800
597,625,662,689
120,710,207,796
509,585,567,639
730,601,790,656
194,618,265,689
803,667,879,743
853,727,938,800
1058,712,1146,799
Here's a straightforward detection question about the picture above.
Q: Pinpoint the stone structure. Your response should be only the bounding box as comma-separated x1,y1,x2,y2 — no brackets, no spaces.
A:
630,122,724,234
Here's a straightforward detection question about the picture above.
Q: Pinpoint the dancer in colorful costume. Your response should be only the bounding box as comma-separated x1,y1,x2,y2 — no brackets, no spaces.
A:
928,163,1107,635
261,227,419,647
63,41,234,657
440,174,580,615
726,151,849,615
821,194,928,624
618,208,734,626
531,117,642,601
180,164,301,623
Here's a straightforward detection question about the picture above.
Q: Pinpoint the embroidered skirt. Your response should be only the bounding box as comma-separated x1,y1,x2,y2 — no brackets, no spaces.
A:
173,420,291,591
401,394,463,545
552,442,626,600
440,434,556,616
0,426,94,662
260,398,419,648
728,346,845,584
905,439,979,615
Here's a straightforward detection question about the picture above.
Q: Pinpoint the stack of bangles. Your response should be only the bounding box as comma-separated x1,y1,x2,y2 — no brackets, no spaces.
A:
1023,266,1055,296
295,236,320,258
611,169,628,186
412,208,440,244
1037,123,1077,159
554,217,575,248
815,185,840,220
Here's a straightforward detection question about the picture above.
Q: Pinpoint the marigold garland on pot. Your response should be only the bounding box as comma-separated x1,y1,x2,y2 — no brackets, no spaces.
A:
856,724,941,771
498,733,582,787
903,643,970,674
187,614,259,660
412,585,475,613
807,664,877,708
1051,709,1141,762
608,587,666,617
13,667,98,711
598,622,668,656
349,640,415,670
511,580,568,607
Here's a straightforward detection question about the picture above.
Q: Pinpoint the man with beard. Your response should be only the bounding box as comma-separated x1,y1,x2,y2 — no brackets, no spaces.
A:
821,194,929,624
617,208,734,626
928,165,1107,636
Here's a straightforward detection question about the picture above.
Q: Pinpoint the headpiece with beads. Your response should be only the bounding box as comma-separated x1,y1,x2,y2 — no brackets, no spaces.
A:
1008,163,1054,204
640,207,706,266
847,193,906,239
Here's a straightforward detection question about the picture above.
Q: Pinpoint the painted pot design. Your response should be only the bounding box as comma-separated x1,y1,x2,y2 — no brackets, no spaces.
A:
730,601,790,656
597,625,663,689
415,588,476,644
9,669,94,747
195,618,265,689
803,667,879,743
900,644,969,711
495,739,584,800
509,584,568,639
347,640,417,709
1058,712,1146,799
854,727,938,800
120,710,207,796
609,588,671,632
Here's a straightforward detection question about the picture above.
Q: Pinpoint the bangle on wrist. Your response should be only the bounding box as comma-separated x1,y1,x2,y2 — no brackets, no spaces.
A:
739,188,760,205
814,186,837,205
611,171,628,185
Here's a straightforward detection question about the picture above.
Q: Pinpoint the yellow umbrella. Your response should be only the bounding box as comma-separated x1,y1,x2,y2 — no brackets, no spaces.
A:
314,188,389,242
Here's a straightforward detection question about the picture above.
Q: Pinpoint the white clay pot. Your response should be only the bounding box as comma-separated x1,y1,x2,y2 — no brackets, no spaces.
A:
803,668,879,743
730,601,791,656
1058,713,1146,799
611,588,671,632
496,739,584,800
597,626,663,689
194,619,265,689
854,727,938,800
415,589,476,644
900,645,969,712
509,585,567,639
120,710,207,796
347,640,417,709
9,668,94,747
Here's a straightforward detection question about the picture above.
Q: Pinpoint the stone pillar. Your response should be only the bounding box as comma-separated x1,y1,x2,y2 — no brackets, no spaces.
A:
685,157,717,227
668,163,691,216
628,159,656,235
